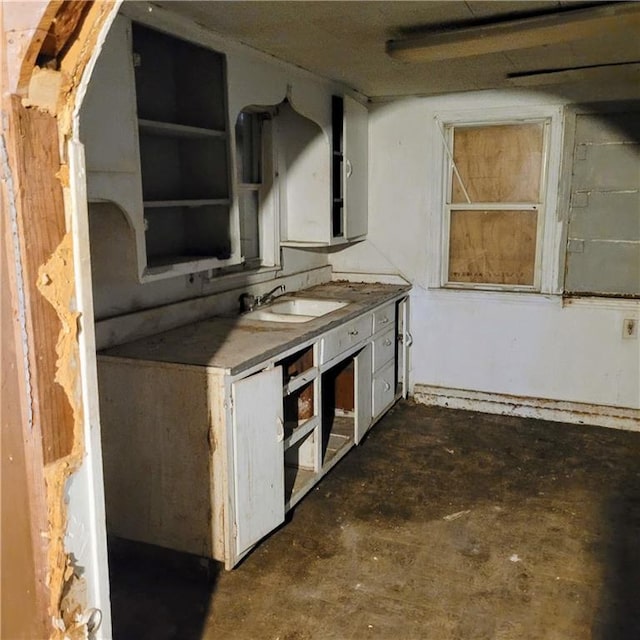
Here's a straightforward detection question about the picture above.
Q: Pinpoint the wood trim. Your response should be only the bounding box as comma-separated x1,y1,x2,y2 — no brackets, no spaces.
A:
6,96,75,465
1,133,50,640
413,384,640,432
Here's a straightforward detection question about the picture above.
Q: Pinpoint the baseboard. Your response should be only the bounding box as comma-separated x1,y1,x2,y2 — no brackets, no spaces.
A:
412,384,640,432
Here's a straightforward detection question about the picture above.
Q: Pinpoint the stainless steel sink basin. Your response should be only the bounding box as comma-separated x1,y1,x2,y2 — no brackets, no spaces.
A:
243,297,348,323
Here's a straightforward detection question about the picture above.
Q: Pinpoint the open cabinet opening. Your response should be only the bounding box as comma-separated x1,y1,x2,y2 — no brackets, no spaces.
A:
321,359,356,465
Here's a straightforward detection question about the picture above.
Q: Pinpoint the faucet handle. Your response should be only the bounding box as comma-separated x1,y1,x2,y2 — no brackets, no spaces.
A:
239,292,256,313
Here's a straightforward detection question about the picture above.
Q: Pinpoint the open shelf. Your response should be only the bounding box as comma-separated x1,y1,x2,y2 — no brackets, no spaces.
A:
143,199,231,208
285,466,318,510
138,118,226,139
132,23,227,132
138,133,229,202
144,204,232,266
322,415,353,469
131,22,232,275
284,416,319,450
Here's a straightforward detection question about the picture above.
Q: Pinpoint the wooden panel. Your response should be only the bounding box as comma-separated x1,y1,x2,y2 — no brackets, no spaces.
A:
1,204,49,639
80,15,139,173
335,360,355,412
98,359,214,557
344,95,368,239
7,96,74,464
448,209,537,285
372,361,395,419
569,191,640,242
452,123,544,203
565,241,640,296
566,110,640,296
571,142,640,191
232,367,284,557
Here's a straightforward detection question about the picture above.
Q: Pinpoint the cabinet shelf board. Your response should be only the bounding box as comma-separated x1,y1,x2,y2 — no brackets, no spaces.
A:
322,416,354,471
138,118,227,139
284,416,319,450
285,467,318,511
144,199,231,208
284,367,319,396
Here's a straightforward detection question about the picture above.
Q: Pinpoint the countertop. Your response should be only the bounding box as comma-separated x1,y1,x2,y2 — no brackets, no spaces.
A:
99,281,410,375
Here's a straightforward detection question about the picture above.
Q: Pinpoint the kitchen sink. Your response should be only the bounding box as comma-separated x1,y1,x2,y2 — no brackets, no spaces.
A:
244,297,348,323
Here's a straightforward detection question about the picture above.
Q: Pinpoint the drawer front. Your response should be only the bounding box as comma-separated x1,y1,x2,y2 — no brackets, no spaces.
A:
373,303,395,333
373,328,395,373
321,315,372,364
373,361,396,418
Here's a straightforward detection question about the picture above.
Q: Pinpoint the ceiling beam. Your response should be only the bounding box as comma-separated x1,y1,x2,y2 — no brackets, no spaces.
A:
507,62,640,87
387,3,640,63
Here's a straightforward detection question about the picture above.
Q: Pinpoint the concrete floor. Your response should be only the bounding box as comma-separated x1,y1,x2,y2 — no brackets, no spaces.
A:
108,402,640,639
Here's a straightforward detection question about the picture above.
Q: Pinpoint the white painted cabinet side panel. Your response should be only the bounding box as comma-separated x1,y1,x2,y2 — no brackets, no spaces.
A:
344,96,368,239
80,15,139,175
232,367,285,556
278,104,331,244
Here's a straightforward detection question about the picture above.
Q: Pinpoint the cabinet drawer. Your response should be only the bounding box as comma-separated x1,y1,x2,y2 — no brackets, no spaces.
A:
373,328,395,373
321,315,372,364
373,303,395,333
373,361,395,418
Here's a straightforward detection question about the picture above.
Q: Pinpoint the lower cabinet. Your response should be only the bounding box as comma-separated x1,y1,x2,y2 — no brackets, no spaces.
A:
98,295,410,568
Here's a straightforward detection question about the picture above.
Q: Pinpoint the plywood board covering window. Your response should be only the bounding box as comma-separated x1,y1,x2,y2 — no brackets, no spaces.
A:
445,121,547,289
449,209,538,285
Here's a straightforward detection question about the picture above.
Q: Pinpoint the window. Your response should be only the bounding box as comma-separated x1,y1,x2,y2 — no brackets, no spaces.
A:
443,121,549,290
234,109,279,269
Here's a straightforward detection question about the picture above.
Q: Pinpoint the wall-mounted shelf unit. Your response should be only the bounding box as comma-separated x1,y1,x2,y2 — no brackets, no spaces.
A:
80,15,239,282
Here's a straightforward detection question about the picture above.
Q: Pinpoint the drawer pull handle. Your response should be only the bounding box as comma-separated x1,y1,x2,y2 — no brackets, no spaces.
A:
348,329,359,336
381,317,389,324
383,339,392,346
383,381,391,392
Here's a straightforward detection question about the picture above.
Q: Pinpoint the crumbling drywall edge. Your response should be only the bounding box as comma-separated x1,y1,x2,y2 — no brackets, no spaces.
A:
38,234,87,638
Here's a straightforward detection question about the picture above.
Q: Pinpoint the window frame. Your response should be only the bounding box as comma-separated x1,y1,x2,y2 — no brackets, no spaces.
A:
427,105,566,295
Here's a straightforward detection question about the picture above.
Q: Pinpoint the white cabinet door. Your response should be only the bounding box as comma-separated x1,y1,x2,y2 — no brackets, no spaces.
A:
354,344,373,444
232,367,285,557
344,96,368,240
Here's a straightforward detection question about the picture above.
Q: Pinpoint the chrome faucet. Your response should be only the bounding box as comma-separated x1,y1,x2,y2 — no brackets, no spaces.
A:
239,284,285,313
258,284,285,306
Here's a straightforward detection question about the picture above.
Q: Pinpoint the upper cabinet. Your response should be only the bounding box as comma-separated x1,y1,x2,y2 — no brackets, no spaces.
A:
81,16,238,282
80,15,369,281
280,95,369,247
133,24,234,273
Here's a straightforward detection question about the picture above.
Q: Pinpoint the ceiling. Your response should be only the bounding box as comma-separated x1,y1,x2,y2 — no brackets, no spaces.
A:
156,1,640,100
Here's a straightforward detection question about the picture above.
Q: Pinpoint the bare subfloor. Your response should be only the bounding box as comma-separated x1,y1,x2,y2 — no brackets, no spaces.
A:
108,402,640,639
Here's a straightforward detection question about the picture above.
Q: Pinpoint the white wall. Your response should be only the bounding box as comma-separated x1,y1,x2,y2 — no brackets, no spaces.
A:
330,92,640,410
